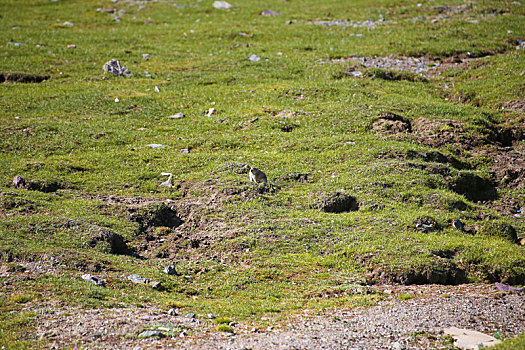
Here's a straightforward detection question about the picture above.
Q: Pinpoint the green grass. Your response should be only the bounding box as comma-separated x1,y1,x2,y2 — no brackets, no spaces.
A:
1,0,524,347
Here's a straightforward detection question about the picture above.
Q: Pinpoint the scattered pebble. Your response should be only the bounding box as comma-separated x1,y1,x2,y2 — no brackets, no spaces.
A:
67,44,76,49
154,86,160,92
142,53,150,60
63,21,74,26
180,148,190,154
147,144,166,148
114,97,120,103
248,54,260,62
186,313,196,319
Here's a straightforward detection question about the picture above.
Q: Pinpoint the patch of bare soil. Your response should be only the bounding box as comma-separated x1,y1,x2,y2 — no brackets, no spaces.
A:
501,97,525,114
410,117,484,149
26,284,525,349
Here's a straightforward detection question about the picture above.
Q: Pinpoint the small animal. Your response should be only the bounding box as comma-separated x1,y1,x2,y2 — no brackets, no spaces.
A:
159,172,173,187
249,167,267,184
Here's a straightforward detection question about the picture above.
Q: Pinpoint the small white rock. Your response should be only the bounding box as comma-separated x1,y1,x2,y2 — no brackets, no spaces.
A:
213,1,232,9
169,113,185,119
114,97,120,103
207,108,216,116
154,86,160,92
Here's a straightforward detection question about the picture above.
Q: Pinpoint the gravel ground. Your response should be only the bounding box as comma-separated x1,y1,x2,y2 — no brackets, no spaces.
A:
30,284,525,349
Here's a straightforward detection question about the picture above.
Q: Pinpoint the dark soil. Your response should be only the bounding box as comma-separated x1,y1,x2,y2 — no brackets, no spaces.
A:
26,180,69,193
0,72,50,83
87,229,132,255
448,171,498,202
130,203,184,234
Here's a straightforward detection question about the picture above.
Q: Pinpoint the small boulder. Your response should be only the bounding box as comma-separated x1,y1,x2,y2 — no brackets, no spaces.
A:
13,176,26,189
164,265,177,275
103,59,132,77
81,274,106,287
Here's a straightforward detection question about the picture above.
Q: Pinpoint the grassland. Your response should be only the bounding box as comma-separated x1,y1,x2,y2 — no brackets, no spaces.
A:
0,0,524,347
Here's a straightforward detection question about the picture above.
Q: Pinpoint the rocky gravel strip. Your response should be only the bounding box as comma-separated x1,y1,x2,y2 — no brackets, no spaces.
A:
31,284,524,349
182,284,525,350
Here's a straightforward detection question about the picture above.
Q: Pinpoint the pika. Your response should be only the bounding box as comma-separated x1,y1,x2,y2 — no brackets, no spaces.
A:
249,167,267,184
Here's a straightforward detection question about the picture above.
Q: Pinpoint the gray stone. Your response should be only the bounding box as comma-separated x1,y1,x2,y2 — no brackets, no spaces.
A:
186,313,196,318
248,54,260,62
81,274,106,287
137,330,165,339
148,280,164,290
164,265,176,275
103,59,132,77
142,54,150,60
168,308,178,316
128,274,149,284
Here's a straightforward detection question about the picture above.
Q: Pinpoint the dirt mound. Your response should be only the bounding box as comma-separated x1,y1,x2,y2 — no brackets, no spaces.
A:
130,203,183,234
411,117,482,149
87,229,131,255
314,192,359,213
372,112,412,135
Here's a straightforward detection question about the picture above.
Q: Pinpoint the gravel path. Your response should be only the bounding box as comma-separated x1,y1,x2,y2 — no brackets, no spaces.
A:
33,284,524,349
